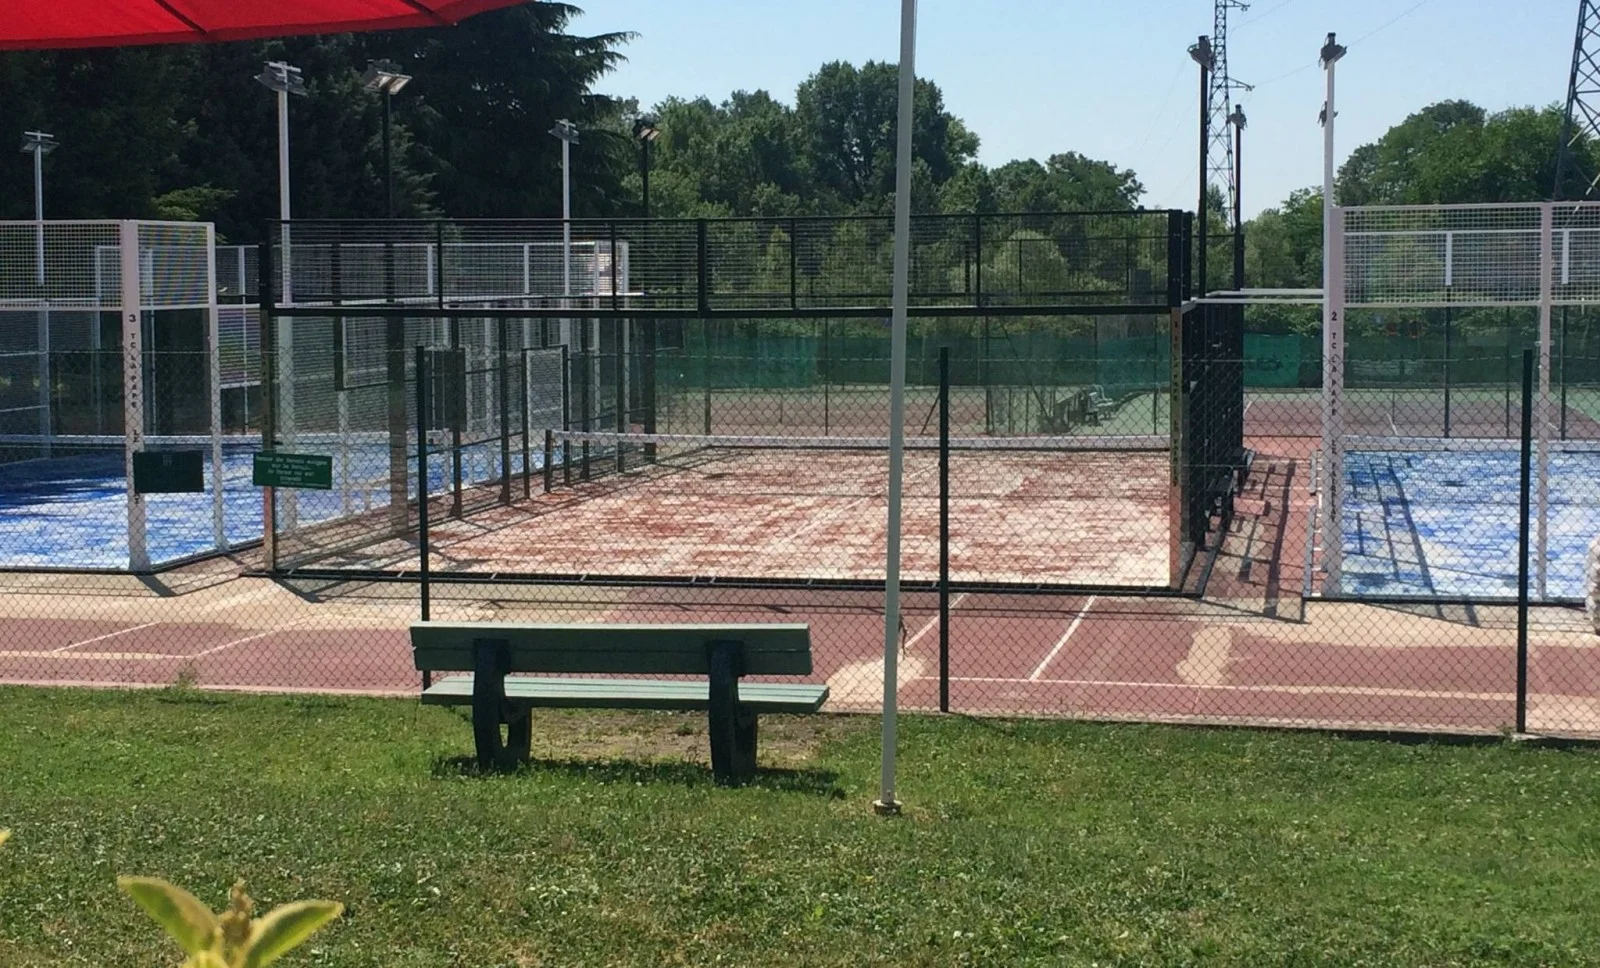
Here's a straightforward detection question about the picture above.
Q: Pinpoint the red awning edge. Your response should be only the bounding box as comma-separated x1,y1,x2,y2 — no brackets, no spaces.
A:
1,0,530,51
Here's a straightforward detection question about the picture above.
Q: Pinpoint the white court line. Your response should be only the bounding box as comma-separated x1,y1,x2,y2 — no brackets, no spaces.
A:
925,675,1511,703
1028,596,1096,681
51,622,158,653
14,621,307,664
901,592,968,651
189,624,303,659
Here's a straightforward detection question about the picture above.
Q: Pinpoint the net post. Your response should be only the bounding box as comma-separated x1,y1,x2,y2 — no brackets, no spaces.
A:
416,344,431,686
938,346,951,714
204,223,226,551
1537,203,1553,600
120,220,149,571
1516,347,1533,734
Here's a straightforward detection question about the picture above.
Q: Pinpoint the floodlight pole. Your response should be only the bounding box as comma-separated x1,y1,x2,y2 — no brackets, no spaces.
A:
1230,104,1246,290
277,86,290,226
383,90,394,218
20,130,56,286
32,139,44,285
1319,33,1346,592
561,136,571,300
1189,37,1214,296
876,0,918,819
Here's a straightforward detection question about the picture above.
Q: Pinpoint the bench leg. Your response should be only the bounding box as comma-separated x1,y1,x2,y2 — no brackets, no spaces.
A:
472,706,531,771
472,637,522,772
505,708,532,766
733,709,758,783
707,640,746,787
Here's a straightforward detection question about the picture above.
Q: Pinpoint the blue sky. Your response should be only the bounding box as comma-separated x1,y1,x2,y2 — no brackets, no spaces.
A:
573,0,1576,217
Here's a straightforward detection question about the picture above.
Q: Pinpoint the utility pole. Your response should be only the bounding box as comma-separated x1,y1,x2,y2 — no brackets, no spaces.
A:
1209,1,1251,226
1555,0,1600,199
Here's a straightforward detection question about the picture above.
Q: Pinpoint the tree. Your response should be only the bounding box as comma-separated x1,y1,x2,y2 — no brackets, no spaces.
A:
985,154,1143,214
381,3,634,218
793,60,978,211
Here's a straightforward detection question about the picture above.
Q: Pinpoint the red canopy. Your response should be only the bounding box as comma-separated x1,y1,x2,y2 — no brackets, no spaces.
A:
1,0,530,50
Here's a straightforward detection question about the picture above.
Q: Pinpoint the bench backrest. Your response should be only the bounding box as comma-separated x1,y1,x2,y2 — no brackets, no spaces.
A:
411,622,813,677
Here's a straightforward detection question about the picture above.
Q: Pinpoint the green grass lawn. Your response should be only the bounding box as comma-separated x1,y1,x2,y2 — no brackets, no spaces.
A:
5,687,1600,966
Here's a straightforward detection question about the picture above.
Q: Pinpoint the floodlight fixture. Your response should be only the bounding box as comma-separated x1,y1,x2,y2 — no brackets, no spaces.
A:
1320,32,1346,67
256,61,308,97
632,116,660,142
19,130,58,156
361,59,411,95
549,119,580,144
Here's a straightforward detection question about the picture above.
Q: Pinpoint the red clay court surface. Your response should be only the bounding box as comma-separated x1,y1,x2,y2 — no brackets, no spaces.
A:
294,445,1175,587
3,437,1598,738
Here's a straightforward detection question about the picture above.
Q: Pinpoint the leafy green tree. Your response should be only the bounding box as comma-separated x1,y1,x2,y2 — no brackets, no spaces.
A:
793,60,978,212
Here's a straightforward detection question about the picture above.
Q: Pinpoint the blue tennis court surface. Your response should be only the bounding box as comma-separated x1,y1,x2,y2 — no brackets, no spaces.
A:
0,438,531,570
1341,443,1600,599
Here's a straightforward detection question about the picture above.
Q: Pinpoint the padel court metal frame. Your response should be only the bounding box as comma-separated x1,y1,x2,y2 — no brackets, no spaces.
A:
257,210,1238,599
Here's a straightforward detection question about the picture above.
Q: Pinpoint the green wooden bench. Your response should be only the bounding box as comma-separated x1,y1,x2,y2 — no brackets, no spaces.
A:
410,622,829,785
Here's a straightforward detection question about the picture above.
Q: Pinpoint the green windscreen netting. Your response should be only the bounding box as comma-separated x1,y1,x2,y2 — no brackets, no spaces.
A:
653,317,1174,437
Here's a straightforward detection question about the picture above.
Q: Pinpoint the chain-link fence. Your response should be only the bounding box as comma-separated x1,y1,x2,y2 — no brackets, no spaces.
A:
2,211,1598,745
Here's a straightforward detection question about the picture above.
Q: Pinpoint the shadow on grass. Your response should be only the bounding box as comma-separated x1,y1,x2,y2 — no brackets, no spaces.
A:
428,754,846,797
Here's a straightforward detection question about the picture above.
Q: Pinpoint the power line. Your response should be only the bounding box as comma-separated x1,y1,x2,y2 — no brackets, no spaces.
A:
1131,61,1191,155
1246,0,1439,90
1347,0,1439,48
1235,0,1304,31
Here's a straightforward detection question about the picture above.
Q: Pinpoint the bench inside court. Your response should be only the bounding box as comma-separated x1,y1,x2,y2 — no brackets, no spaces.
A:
410,622,829,785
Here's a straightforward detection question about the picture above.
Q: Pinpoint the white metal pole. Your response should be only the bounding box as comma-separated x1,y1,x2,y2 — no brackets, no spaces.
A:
876,0,917,818
205,223,227,550
120,221,149,570
1319,37,1346,594
276,86,299,530
562,140,572,301
34,149,48,441
1537,203,1553,600
33,148,45,286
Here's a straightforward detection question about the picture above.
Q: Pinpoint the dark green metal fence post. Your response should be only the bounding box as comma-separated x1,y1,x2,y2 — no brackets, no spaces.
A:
499,316,511,505
520,350,531,500
938,346,951,714
416,344,432,687
1516,348,1533,735
449,319,463,516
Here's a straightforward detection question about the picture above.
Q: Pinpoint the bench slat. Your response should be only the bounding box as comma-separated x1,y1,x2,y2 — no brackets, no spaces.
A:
421,675,829,714
412,623,812,677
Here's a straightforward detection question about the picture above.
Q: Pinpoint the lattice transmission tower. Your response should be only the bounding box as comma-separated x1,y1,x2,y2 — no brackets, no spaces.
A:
1207,0,1251,231
1555,0,1600,200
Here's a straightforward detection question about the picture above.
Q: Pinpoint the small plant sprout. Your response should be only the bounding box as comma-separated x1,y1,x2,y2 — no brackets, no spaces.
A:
117,876,343,968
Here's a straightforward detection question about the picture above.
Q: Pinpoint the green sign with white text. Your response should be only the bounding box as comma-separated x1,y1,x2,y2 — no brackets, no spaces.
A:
252,452,333,490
